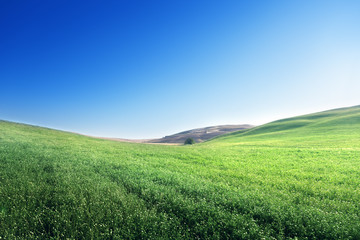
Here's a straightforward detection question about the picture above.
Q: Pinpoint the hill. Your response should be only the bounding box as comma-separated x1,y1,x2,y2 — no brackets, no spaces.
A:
146,124,254,144
1,105,360,239
210,105,360,147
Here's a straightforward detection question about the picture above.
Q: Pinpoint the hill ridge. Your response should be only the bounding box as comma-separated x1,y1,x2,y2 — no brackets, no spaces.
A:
209,105,360,147
146,124,254,144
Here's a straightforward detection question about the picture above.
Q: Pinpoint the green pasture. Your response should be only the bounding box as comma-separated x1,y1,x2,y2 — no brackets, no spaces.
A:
1,106,360,239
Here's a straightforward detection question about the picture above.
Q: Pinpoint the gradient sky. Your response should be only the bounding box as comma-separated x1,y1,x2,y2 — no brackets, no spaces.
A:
1,0,360,138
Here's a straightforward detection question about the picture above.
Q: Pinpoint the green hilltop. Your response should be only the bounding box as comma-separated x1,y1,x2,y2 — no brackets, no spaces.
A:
209,105,360,147
1,106,360,239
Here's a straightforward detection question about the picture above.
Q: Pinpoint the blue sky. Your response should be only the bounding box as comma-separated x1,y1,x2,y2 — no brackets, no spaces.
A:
1,0,360,138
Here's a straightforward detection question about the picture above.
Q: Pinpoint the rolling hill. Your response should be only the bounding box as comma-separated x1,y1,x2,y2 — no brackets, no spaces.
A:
146,124,254,144
1,105,360,239
210,105,360,147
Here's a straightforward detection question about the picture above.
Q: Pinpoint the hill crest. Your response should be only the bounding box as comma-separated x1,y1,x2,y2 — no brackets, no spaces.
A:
145,124,254,144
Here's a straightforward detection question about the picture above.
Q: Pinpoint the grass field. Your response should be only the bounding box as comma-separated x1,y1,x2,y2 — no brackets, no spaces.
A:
1,106,360,239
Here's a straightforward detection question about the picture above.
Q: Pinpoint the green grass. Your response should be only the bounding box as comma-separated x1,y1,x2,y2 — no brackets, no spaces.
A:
1,106,360,239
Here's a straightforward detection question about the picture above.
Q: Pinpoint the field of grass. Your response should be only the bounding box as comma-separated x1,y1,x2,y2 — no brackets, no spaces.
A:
1,106,360,239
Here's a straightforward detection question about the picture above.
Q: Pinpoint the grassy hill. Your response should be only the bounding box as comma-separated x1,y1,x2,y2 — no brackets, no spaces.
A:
146,124,254,144
1,106,360,239
210,105,360,147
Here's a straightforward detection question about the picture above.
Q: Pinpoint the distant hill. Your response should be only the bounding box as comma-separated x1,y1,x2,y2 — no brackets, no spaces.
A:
146,124,254,144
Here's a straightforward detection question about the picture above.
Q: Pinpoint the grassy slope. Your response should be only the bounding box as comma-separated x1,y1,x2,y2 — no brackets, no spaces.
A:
1,106,360,239
211,105,360,147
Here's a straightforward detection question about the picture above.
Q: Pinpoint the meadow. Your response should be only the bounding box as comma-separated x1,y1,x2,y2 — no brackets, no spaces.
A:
1,106,360,239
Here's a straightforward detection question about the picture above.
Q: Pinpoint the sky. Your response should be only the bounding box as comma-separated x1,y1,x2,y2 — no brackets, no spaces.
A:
1,0,360,139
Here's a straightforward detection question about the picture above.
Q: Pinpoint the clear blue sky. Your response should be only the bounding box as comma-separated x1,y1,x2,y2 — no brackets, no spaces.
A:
1,0,360,138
